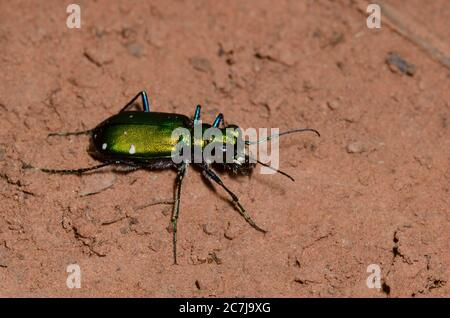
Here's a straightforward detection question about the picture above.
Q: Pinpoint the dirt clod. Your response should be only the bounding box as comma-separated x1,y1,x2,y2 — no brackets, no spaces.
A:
189,57,213,73
346,142,367,154
386,52,416,76
224,222,240,240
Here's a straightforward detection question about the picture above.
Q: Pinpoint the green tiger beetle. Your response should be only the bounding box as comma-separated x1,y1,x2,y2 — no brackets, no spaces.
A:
35,91,320,264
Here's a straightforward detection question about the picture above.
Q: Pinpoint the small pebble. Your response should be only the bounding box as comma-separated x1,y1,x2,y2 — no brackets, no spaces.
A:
386,52,416,76
202,223,219,236
224,222,240,240
149,239,162,252
121,27,137,40
327,100,339,110
277,47,298,66
346,142,367,154
61,216,72,230
126,42,143,58
0,247,9,268
189,57,213,73
208,251,222,265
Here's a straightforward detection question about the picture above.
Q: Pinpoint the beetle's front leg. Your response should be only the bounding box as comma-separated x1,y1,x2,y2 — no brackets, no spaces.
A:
195,163,266,233
171,162,187,264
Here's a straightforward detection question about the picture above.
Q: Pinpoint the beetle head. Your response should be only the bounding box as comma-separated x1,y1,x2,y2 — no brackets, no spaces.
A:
215,124,256,175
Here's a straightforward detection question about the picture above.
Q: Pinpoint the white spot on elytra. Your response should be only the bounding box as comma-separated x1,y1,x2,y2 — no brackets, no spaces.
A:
102,143,107,150
124,131,128,135
129,115,134,118
129,144,136,154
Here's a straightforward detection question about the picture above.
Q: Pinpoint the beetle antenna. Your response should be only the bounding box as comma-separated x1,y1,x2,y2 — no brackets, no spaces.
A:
245,128,320,145
254,159,295,182
241,152,295,182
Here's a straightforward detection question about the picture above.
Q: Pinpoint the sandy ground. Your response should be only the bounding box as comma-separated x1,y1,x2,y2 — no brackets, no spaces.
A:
0,0,449,297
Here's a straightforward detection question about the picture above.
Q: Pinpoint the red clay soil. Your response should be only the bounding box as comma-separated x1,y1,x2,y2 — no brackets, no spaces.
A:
0,0,449,297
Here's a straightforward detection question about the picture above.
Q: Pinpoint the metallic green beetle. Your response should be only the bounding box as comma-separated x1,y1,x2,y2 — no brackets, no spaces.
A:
38,91,320,264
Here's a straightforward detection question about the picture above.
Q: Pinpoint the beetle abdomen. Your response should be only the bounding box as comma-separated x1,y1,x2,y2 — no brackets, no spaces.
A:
90,111,191,161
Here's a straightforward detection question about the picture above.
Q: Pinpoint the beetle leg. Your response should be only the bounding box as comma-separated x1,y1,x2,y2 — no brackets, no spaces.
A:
213,113,227,128
212,113,224,128
196,163,267,233
37,162,113,174
171,163,187,264
119,91,150,113
193,105,201,124
47,129,92,138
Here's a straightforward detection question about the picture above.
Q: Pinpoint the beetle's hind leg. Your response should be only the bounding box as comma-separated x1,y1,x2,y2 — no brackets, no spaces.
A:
171,163,187,265
47,129,92,138
34,162,113,174
196,163,267,233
